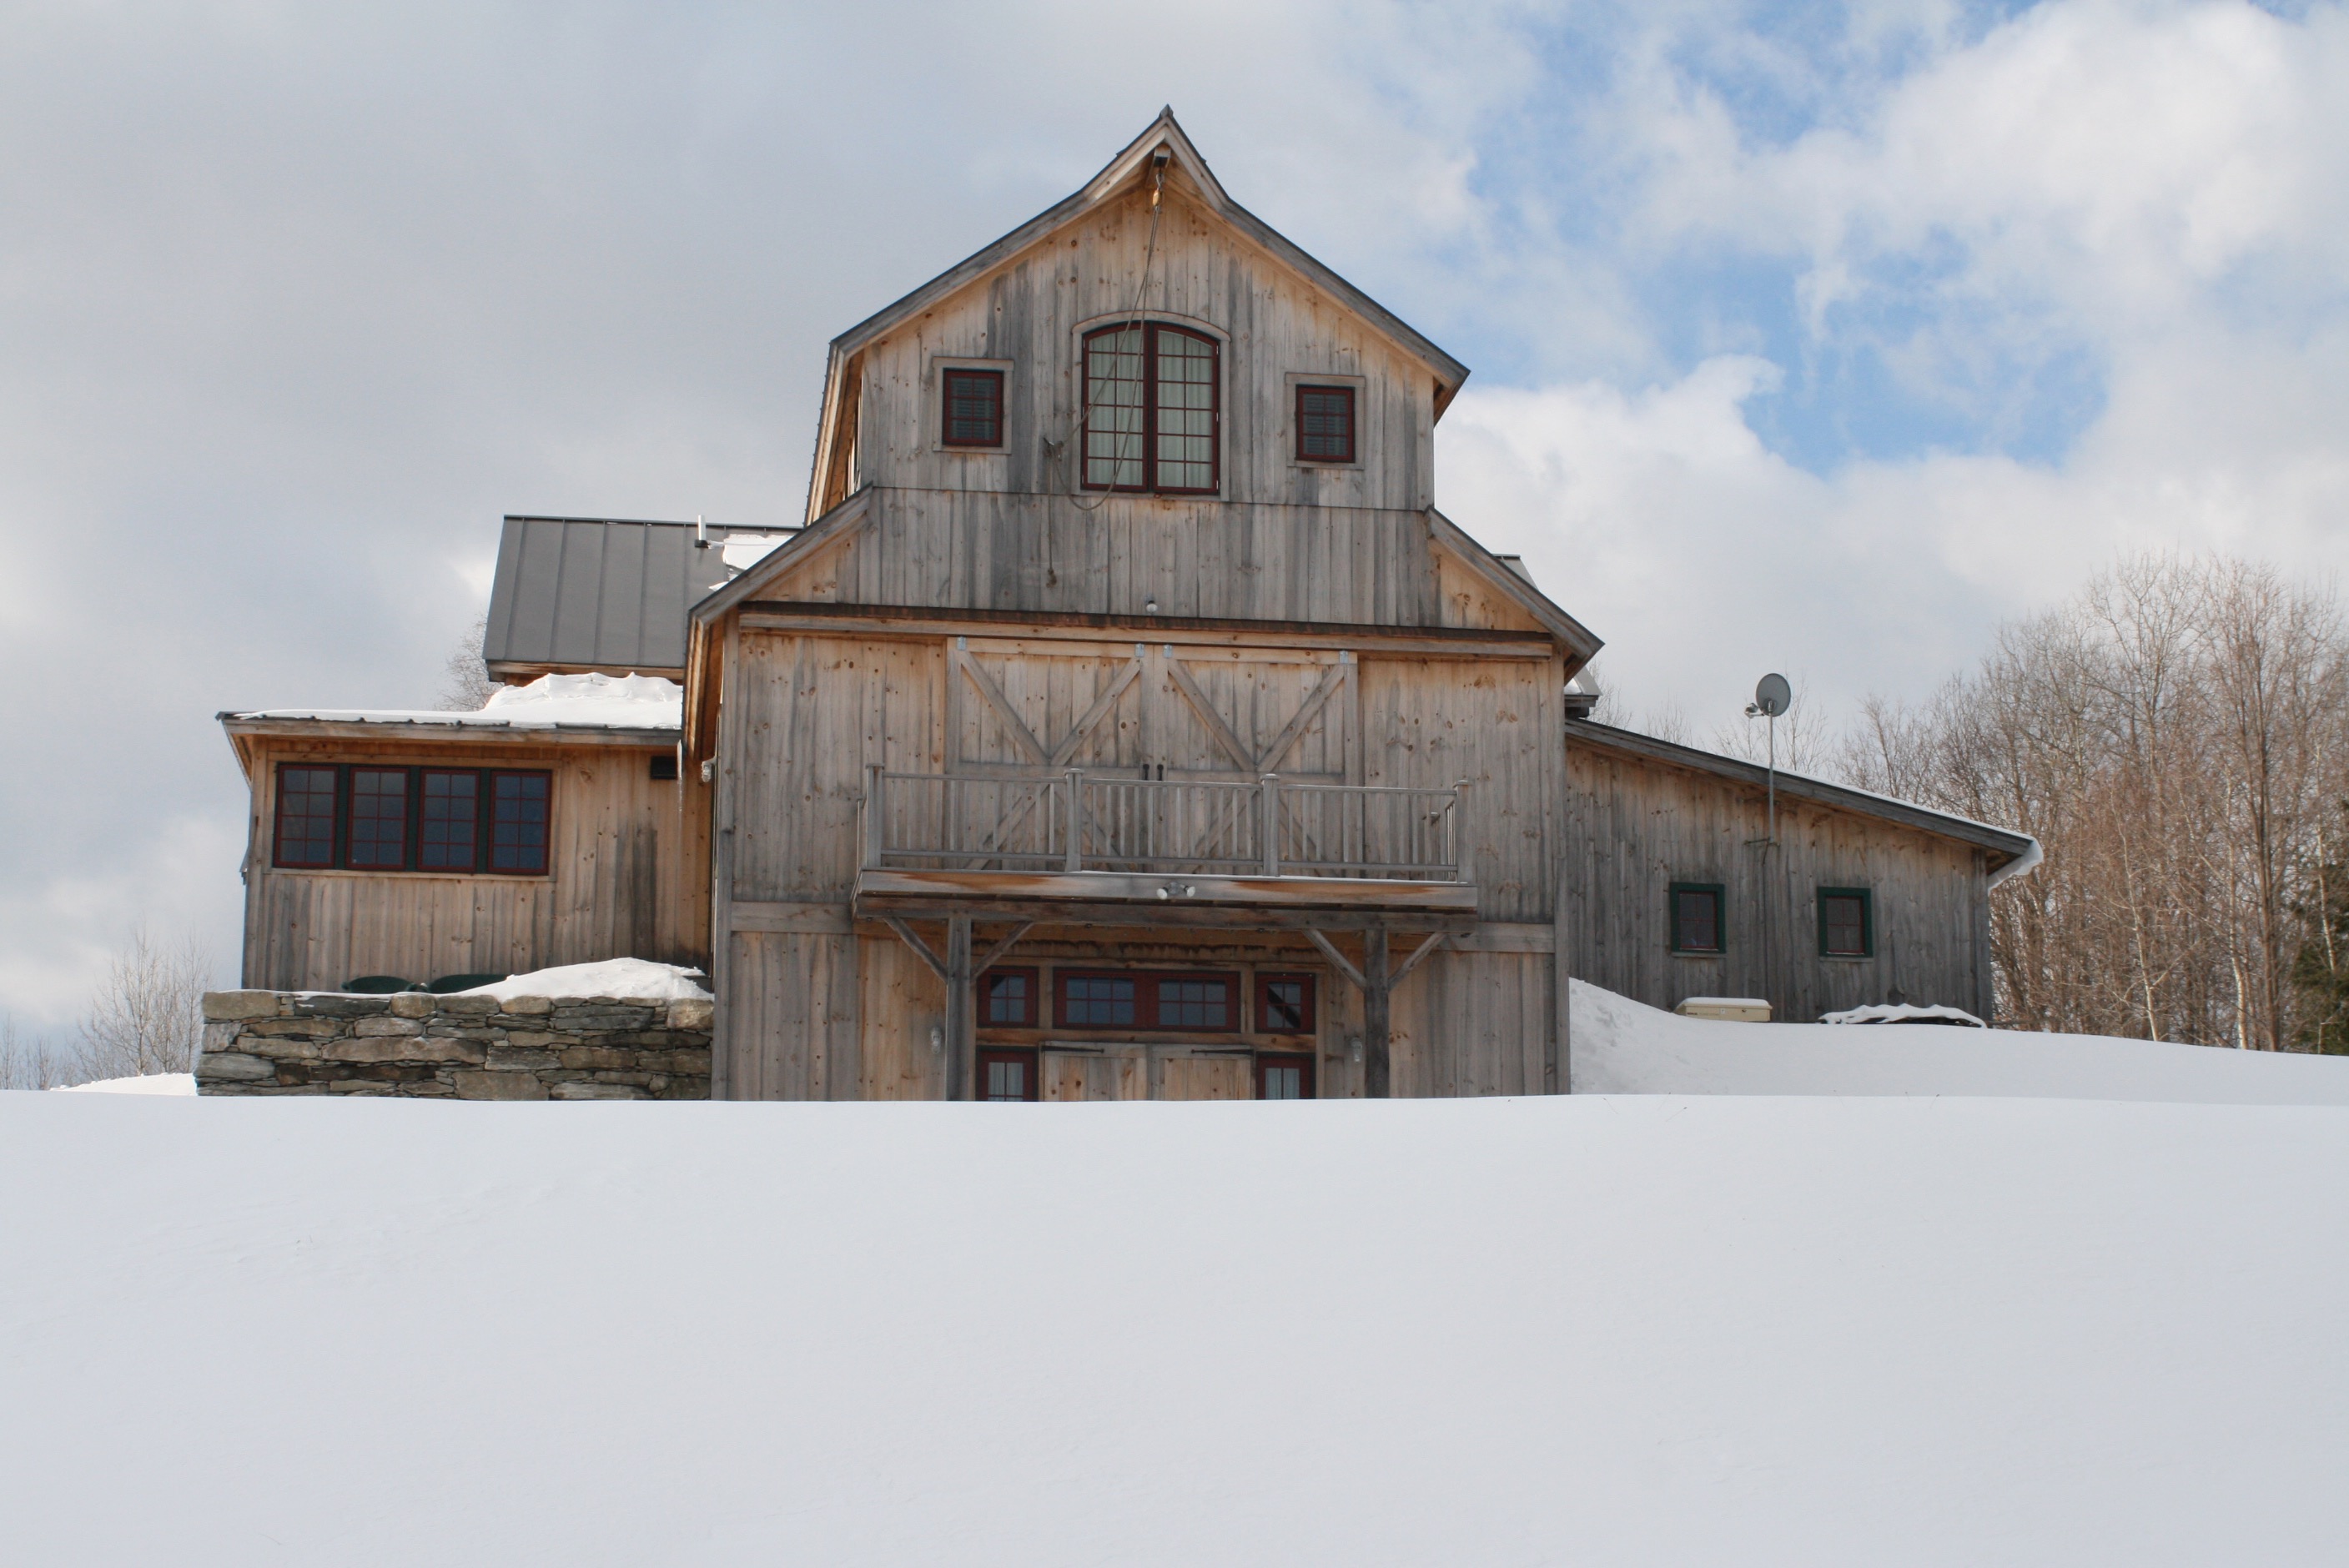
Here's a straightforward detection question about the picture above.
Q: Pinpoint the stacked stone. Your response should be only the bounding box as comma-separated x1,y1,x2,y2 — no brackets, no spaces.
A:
196,990,715,1099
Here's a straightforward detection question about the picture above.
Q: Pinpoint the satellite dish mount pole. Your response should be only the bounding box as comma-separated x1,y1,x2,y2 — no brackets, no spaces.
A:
1748,673,1791,848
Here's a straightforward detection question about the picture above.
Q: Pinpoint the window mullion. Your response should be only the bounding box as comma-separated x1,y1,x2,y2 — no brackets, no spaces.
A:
1141,327,1157,493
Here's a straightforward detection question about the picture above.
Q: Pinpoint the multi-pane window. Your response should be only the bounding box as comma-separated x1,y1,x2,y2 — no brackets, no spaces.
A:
1257,974,1315,1034
1059,973,1137,1028
1056,971,1246,1031
979,1048,1039,1102
489,772,550,873
1670,883,1725,954
347,768,409,869
941,368,1004,448
271,763,551,875
1295,384,1356,464
274,766,338,867
983,967,1039,1027
1256,1053,1314,1100
1157,976,1232,1029
1818,888,1874,957
419,770,479,871
1082,323,1219,493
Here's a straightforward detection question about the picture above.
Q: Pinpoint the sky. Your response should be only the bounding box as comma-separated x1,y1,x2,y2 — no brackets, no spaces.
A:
3,0,2344,1028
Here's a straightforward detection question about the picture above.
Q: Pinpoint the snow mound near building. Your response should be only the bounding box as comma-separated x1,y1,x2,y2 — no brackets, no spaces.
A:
5,1091,2346,1565
1572,978,2349,1103
455,957,711,1003
48,1073,196,1095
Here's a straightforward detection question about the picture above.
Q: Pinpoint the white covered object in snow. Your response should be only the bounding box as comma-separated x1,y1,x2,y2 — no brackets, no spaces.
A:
1575,978,2349,1103
1673,996,1772,1023
48,1073,196,1096
455,957,711,1003
1820,1002,1987,1028
232,671,683,732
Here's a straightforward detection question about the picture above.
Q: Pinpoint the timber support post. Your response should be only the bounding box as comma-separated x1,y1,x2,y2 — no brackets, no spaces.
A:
1361,924,1391,1098
945,914,973,1101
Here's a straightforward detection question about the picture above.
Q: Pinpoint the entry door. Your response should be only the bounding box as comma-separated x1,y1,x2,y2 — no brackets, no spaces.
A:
1042,1049,1149,1101
1041,1049,1258,1100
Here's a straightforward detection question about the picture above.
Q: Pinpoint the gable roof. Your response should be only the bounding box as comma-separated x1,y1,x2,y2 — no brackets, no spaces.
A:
807,108,1471,521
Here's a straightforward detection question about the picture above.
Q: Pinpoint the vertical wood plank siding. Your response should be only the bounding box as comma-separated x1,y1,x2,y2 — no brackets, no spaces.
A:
243,737,709,991
1562,736,1994,1023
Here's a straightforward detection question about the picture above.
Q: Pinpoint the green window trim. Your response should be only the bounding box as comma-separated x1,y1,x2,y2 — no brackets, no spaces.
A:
1817,887,1874,958
1667,882,1727,954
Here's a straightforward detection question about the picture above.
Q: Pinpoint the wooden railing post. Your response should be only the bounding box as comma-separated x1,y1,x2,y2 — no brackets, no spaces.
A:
863,765,885,869
1260,773,1280,877
1064,769,1084,872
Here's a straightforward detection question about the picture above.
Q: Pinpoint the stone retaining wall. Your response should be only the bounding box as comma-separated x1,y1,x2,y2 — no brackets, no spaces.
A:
196,990,714,1099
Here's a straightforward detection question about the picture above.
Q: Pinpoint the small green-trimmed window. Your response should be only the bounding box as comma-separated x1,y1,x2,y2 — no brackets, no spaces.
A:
1818,887,1874,957
1668,882,1725,954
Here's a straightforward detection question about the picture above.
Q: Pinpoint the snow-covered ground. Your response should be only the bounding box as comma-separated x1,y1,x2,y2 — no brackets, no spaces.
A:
6,1063,2349,1563
1572,979,2349,1103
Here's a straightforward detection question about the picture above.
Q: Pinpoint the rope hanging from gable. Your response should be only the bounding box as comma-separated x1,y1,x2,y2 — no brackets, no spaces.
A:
1063,152,1167,513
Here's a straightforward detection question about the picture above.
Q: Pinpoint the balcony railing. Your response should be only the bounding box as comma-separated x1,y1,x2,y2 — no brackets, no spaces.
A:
861,768,1465,882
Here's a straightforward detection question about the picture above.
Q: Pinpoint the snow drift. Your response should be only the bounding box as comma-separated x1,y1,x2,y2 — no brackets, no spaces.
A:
1572,979,2349,1103
4,1087,2347,1565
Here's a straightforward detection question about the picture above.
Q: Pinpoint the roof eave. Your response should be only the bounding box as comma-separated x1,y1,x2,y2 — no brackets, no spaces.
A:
1565,718,2038,869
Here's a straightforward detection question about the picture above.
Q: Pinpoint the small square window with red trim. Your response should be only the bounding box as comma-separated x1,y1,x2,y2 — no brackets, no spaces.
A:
942,368,1004,448
1295,384,1356,464
981,967,1039,1028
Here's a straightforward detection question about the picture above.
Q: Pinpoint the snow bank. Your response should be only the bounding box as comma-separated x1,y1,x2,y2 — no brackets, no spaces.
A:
234,671,683,731
47,1073,196,1096
3,1092,2346,1565
455,957,711,1003
1574,978,2349,1103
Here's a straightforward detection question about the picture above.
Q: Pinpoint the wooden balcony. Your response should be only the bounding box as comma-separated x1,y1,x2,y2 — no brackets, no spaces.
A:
851,768,1478,932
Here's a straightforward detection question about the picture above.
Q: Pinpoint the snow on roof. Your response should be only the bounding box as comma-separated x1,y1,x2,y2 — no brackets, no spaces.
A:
229,672,684,732
455,957,712,1003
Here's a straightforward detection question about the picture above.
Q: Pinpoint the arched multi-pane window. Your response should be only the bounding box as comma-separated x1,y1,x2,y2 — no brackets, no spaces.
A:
1082,323,1220,493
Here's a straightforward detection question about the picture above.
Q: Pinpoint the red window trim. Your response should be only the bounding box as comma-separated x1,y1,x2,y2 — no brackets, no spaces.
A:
1079,322,1221,495
1255,1052,1316,1101
978,1047,1041,1102
1295,383,1357,465
979,965,1042,1029
271,763,340,869
1053,968,1245,1033
269,763,552,877
1255,972,1318,1035
940,366,1005,449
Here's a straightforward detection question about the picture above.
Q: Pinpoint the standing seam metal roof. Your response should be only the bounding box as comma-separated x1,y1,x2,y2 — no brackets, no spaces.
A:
484,516,707,679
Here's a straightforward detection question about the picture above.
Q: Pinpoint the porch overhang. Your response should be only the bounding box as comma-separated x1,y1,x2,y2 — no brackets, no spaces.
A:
851,867,1479,933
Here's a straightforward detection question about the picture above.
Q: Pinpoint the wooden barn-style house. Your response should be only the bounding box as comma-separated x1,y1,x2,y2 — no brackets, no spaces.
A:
219,111,2037,1100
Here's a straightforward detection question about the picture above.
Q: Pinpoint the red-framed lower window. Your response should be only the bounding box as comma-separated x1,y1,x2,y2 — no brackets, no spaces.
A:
1256,1053,1315,1100
1256,972,1316,1035
1054,970,1243,1032
978,1048,1040,1102
270,763,551,875
1295,384,1356,464
980,967,1040,1028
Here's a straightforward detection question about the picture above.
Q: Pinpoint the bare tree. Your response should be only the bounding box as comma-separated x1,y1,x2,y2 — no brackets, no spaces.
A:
73,927,215,1081
1842,553,2349,1048
0,1016,63,1090
439,614,495,711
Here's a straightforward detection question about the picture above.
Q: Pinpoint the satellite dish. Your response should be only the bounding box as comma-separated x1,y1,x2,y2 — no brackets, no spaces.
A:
1753,673,1792,717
